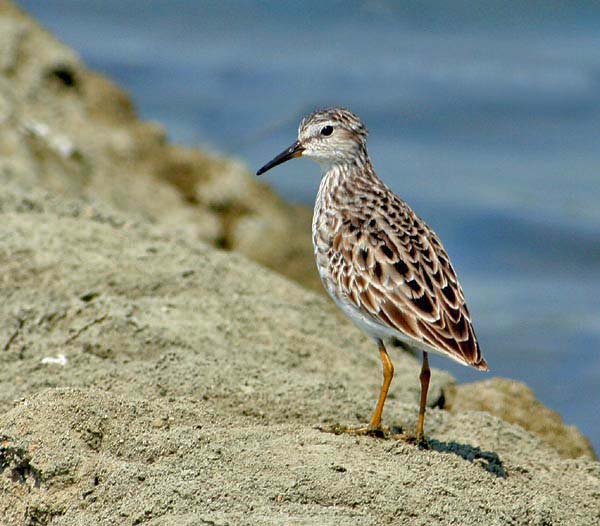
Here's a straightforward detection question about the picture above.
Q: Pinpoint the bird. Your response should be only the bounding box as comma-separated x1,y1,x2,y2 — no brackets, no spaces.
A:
256,107,488,443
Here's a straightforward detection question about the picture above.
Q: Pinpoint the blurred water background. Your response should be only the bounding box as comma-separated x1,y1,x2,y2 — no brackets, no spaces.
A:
18,0,600,452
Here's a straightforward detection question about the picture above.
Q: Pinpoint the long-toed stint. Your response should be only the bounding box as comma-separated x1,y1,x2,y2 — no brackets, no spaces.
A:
257,107,488,443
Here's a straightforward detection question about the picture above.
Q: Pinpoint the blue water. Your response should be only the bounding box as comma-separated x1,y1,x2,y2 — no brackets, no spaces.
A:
17,1,600,453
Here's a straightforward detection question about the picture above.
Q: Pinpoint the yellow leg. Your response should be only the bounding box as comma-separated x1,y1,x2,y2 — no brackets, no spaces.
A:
368,342,394,430
416,352,430,442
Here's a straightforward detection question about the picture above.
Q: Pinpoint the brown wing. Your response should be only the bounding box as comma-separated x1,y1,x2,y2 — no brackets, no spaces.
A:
329,196,488,370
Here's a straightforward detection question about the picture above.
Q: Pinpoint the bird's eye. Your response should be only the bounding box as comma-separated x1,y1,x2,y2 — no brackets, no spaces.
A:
320,125,334,136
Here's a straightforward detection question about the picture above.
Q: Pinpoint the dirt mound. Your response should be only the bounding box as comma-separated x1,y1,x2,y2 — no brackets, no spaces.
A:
0,190,598,525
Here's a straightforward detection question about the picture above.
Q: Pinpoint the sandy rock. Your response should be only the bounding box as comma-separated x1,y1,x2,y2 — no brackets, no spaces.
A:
0,0,319,290
445,378,596,459
0,187,599,524
7,388,600,526
0,191,450,423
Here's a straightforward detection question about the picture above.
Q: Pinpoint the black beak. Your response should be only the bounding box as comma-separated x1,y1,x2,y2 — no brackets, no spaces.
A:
256,140,304,175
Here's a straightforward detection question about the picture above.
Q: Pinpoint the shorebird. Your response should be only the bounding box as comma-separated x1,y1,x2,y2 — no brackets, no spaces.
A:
257,108,488,442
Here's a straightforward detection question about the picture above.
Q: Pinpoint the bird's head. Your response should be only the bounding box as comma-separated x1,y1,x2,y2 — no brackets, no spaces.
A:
256,107,368,175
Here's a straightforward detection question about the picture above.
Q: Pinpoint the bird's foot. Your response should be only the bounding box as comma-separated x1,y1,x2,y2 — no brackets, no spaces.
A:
406,434,430,450
348,425,386,438
316,423,425,445
316,423,388,439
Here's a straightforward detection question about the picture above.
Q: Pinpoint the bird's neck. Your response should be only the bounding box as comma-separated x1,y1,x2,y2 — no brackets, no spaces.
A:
316,150,381,209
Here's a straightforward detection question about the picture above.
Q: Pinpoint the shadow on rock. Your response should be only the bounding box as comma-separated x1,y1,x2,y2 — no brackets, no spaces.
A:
428,439,507,478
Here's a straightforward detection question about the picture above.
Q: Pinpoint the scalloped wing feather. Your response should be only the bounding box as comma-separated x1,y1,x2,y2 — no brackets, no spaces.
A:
327,196,488,370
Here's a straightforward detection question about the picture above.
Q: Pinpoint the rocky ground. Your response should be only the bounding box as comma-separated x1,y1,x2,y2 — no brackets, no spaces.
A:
1,184,599,526
0,2,598,525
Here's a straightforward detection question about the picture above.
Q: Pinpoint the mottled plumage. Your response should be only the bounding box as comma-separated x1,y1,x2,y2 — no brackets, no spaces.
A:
257,107,488,441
